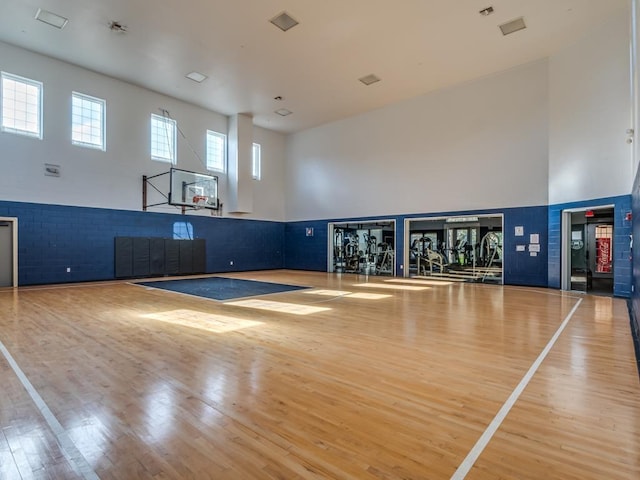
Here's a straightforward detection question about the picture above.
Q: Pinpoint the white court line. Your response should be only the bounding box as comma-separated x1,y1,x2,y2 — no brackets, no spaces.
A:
450,298,583,480
0,340,100,480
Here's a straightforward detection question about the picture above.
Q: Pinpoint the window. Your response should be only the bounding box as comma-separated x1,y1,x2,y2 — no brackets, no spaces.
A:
71,92,105,150
252,142,261,180
206,130,226,172
1,72,43,139
151,114,177,163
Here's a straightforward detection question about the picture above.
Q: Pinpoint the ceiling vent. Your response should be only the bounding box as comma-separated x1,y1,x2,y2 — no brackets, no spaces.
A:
34,8,68,29
359,74,381,86
275,108,292,116
186,71,207,83
499,17,526,36
270,12,299,32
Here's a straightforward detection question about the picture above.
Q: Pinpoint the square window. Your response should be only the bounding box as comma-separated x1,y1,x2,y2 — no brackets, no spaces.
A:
1,72,43,139
71,92,105,150
151,114,177,163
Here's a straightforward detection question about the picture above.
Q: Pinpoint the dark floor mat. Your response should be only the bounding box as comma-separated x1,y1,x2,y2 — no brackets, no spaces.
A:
138,276,309,301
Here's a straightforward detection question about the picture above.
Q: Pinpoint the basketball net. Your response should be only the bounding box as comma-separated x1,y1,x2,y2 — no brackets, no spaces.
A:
192,195,208,209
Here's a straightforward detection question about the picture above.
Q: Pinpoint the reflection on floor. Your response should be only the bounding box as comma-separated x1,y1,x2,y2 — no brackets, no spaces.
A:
413,265,502,284
570,272,614,297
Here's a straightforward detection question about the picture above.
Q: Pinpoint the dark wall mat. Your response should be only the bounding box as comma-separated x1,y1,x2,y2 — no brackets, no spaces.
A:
138,276,309,301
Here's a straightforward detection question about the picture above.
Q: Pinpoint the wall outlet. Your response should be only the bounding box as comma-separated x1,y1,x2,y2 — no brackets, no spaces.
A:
230,260,234,266
66,267,71,273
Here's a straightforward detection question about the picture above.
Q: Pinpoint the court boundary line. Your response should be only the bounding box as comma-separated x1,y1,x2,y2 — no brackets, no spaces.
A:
0,340,100,480
450,297,583,480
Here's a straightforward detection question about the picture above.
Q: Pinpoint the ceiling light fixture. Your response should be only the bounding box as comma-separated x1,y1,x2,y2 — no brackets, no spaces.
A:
479,6,494,16
359,74,381,86
275,108,292,116
186,71,208,83
34,8,68,29
499,17,526,36
270,12,299,32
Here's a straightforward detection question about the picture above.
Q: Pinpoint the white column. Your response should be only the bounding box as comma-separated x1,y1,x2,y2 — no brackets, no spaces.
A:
227,113,254,213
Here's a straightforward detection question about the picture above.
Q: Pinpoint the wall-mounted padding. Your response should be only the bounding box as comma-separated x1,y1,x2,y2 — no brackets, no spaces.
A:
115,237,206,279
114,237,133,278
165,239,180,275
149,238,166,275
132,238,150,277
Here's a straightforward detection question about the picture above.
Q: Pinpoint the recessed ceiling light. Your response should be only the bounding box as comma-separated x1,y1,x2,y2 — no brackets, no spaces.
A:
359,74,381,86
34,8,68,29
499,17,526,36
186,71,208,83
270,12,299,32
275,108,292,116
479,6,494,16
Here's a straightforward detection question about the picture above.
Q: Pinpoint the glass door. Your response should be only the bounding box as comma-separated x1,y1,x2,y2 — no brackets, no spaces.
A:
570,219,588,292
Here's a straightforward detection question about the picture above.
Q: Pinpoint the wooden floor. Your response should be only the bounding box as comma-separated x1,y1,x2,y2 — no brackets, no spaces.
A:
0,270,639,479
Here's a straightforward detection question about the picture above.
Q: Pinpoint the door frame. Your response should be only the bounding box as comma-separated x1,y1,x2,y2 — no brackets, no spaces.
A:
0,217,18,288
328,219,397,276
560,205,614,292
403,214,504,281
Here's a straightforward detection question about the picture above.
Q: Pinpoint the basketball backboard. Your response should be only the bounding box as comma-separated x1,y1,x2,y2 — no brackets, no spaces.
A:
143,168,219,212
169,168,218,209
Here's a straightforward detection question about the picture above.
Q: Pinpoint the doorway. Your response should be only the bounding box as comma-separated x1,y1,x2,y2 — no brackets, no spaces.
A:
563,207,614,295
0,217,18,288
328,220,395,276
404,215,503,283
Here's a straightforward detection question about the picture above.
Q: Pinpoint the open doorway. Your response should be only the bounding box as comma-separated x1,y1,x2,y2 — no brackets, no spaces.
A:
328,220,395,276
562,206,614,296
404,215,503,284
0,217,18,288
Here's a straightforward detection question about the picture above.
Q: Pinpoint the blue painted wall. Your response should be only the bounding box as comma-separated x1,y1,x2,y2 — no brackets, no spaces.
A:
547,195,632,298
3,198,631,295
0,201,284,285
285,205,549,287
631,172,640,349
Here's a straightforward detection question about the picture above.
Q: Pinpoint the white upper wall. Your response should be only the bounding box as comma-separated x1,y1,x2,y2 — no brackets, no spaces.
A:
548,8,632,205
0,41,286,221
285,60,549,221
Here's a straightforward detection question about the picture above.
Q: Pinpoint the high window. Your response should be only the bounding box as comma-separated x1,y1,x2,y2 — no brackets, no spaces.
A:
1,72,43,139
252,142,261,180
151,114,177,163
206,130,226,172
72,92,105,150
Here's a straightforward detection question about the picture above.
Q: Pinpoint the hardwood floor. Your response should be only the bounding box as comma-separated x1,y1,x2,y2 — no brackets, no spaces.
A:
0,270,638,479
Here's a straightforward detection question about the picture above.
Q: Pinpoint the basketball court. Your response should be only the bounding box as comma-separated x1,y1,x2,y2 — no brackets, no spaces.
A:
1,270,638,479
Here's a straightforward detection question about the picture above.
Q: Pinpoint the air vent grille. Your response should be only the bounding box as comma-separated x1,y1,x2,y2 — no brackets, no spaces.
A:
359,74,381,86
499,17,526,36
270,12,299,32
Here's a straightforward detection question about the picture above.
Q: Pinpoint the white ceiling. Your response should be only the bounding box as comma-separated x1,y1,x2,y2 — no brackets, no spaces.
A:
0,0,629,133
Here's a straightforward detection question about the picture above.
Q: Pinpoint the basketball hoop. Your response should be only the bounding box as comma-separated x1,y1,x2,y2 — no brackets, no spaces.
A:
192,195,208,209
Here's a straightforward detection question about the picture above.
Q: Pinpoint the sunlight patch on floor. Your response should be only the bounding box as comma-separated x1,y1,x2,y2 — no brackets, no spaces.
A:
352,283,429,291
385,278,455,286
141,309,263,333
225,299,331,315
302,289,392,300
